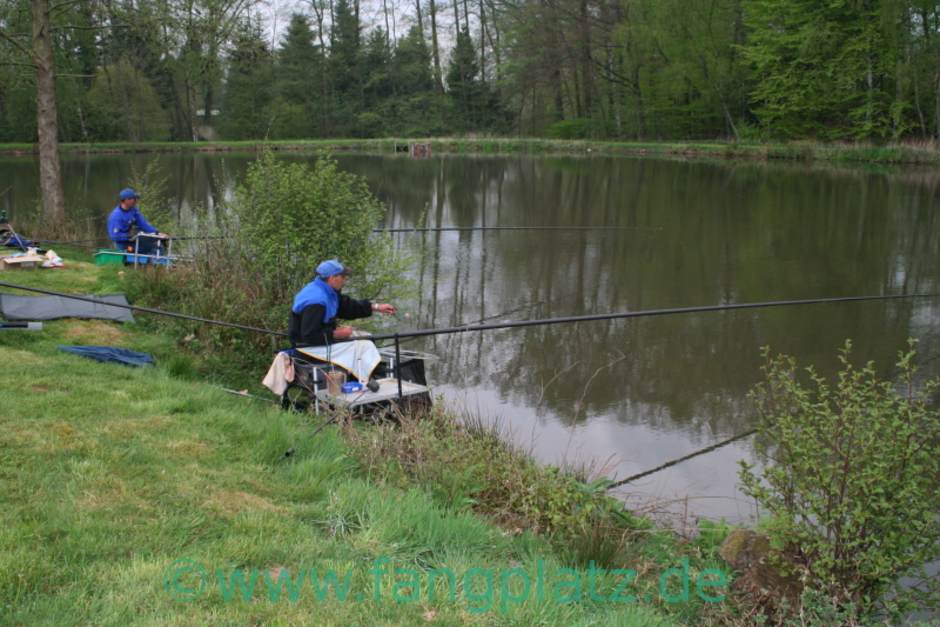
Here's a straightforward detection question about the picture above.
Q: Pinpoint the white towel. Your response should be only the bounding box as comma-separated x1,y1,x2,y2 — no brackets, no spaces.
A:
262,351,295,395
296,339,381,384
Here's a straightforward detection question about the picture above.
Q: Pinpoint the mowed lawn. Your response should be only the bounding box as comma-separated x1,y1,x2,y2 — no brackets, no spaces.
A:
0,277,674,625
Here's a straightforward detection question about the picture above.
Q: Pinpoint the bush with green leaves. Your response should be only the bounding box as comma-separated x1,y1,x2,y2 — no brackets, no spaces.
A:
235,150,405,300
126,151,408,383
739,340,940,620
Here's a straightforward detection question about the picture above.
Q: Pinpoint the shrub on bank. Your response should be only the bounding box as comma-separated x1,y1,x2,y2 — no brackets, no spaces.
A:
126,151,408,380
739,340,940,621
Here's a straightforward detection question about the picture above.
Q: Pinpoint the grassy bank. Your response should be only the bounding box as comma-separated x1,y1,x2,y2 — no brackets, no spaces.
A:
0,255,741,625
3,137,940,165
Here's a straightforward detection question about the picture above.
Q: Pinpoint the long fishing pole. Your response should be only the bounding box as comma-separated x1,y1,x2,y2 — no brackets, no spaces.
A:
2,282,935,481
0,281,288,337
378,225,661,233
367,292,938,342
34,225,659,246
0,282,935,343
605,429,758,490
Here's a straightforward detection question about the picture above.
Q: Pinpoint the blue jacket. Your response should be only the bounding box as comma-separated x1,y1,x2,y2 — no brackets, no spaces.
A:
291,278,338,323
107,204,157,246
288,278,373,347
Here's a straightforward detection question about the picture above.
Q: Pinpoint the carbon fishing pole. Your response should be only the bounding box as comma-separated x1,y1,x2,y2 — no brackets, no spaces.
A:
367,292,939,342
0,281,288,337
3,282,936,481
1,281,936,343
604,429,758,491
378,225,661,233
27,225,659,247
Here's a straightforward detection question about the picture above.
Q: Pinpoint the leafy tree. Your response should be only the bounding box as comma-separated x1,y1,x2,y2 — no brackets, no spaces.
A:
743,0,894,139
218,21,274,140
85,61,171,141
6,0,940,143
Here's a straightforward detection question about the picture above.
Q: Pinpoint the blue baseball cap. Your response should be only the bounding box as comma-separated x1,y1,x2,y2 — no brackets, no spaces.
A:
118,188,140,201
316,259,351,278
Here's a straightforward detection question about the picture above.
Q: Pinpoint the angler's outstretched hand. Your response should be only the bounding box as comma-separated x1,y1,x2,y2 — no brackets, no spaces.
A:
372,303,396,315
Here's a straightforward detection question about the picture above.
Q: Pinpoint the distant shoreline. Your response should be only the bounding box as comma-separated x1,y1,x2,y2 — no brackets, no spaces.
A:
3,137,940,165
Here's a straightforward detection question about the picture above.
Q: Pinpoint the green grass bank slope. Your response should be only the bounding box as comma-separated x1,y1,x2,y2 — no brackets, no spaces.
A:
3,137,940,165
0,257,739,625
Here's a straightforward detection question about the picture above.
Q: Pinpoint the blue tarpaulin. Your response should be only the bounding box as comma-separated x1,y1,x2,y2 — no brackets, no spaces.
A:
3,234,33,248
57,345,154,367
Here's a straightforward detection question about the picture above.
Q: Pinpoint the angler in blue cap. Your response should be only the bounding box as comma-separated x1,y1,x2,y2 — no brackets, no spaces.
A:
107,187,165,254
289,259,396,347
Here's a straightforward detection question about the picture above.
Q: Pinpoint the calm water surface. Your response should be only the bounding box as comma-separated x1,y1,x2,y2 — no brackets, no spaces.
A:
3,151,938,524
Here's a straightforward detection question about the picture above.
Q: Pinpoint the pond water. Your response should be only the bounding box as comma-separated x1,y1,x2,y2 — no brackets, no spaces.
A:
3,151,939,525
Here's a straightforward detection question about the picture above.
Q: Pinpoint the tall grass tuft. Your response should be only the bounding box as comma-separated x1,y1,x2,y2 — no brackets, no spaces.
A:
341,405,646,568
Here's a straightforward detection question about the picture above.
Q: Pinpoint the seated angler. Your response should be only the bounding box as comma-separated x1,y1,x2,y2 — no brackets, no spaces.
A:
107,187,165,254
288,259,396,384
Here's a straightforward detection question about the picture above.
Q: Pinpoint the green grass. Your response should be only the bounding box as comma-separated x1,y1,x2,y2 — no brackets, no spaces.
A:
0,251,741,624
3,136,940,165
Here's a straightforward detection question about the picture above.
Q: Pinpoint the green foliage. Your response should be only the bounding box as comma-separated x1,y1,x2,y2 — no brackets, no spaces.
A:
218,22,275,140
10,0,940,141
446,28,507,132
234,150,405,299
84,61,171,142
126,158,176,230
743,0,895,140
127,151,408,378
271,14,324,139
739,340,940,619
546,118,596,140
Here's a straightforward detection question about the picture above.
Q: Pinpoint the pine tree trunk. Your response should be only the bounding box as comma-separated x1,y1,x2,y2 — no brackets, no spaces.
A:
31,0,66,227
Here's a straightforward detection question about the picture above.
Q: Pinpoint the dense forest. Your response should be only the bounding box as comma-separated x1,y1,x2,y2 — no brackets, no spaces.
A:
3,0,940,143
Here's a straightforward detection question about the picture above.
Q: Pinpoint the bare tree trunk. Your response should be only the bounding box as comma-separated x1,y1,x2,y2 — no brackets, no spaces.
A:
484,0,500,81
203,38,218,124
935,68,940,139
312,0,327,49
31,0,66,226
354,0,360,44
382,0,391,47
329,0,335,46
429,0,444,92
478,0,487,82
414,0,424,35
578,0,593,118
